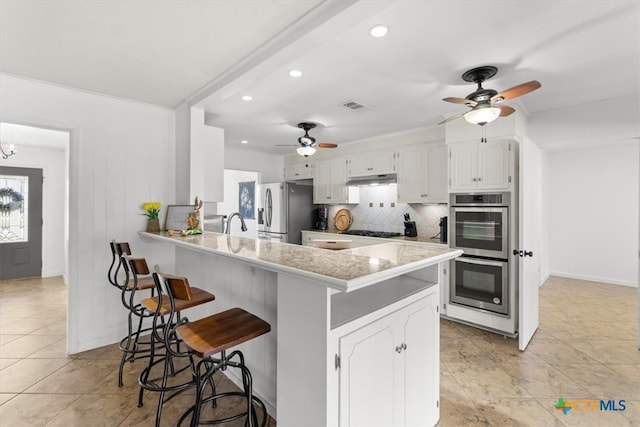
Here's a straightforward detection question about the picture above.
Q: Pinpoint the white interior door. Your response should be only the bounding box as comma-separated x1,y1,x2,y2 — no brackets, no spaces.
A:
518,138,541,351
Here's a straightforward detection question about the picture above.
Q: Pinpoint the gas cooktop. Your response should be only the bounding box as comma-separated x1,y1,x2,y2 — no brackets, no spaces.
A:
341,229,402,238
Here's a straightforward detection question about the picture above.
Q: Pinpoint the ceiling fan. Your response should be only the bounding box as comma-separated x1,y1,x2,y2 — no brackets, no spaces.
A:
438,66,541,126
277,122,338,157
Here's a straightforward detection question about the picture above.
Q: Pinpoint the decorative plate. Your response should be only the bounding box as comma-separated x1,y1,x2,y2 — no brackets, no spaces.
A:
334,208,353,231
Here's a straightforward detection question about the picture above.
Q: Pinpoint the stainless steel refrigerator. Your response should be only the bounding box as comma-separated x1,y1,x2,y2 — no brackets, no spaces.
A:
256,182,315,244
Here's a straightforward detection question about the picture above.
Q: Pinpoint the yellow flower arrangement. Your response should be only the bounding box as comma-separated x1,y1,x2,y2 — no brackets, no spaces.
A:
142,201,161,219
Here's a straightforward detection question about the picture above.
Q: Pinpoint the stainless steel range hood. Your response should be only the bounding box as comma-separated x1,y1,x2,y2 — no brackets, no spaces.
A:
346,173,397,186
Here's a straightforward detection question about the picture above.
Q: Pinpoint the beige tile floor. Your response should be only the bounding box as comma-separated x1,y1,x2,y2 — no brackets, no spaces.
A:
0,275,638,426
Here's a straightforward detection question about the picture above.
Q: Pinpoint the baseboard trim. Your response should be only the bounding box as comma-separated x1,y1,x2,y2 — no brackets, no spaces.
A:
549,271,638,288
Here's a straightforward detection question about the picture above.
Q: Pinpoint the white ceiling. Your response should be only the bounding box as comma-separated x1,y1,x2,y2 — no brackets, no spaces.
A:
1,1,639,154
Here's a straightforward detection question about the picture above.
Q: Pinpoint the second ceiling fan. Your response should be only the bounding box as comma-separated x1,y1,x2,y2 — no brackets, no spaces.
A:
278,122,338,157
439,65,541,126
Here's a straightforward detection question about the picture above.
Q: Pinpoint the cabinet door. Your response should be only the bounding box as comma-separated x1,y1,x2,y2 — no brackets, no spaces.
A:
403,293,439,426
397,145,429,203
348,149,396,177
339,315,400,427
313,160,332,203
426,144,448,203
449,142,477,191
330,157,349,202
285,161,313,181
478,140,511,189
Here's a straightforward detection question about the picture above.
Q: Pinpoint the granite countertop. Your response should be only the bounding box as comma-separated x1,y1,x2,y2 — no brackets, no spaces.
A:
140,231,461,292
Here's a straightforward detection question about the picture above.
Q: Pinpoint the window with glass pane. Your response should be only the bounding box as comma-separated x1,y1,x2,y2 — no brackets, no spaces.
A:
0,175,28,242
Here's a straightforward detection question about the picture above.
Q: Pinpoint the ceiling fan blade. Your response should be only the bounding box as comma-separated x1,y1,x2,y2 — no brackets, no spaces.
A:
443,97,477,107
497,105,516,117
491,80,541,102
317,143,338,148
438,111,467,125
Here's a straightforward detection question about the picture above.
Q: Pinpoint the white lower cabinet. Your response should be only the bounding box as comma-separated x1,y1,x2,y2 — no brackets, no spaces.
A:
337,292,439,426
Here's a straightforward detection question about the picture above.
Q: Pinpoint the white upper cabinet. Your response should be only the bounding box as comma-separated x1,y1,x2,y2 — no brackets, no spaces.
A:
397,143,447,203
348,149,397,177
284,160,314,181
449,139,512,191
314,157,359,204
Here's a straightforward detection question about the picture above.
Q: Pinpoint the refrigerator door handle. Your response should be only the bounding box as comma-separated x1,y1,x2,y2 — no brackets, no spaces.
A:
265,188,272,227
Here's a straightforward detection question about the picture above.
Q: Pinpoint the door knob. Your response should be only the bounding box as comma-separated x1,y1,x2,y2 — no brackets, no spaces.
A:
513,249,534,258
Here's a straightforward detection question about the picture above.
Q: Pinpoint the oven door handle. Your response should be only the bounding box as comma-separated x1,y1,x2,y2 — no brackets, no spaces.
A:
456,257,506,267
452,207,507,213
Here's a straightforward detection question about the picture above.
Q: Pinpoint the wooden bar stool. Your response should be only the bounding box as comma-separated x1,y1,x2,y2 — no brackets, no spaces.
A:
107,241,158,387
136,264,216,427
152,271,271,426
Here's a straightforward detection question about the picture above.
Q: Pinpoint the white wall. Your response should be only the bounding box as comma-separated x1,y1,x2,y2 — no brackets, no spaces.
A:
547,143,639,286
225,145,284,184
2,144,67,278
218,169,259,238
0,73,177,353
529,95,640,287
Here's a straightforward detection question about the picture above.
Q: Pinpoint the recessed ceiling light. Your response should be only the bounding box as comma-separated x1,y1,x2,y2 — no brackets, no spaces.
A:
241,95,253,101
289,69,303,78
370,25,388,38
241,140,248,144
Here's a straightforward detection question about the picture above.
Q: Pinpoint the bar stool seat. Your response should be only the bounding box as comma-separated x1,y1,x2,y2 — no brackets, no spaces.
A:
174,307,271,426
176,307,271,359
127,276,155,291
141,288,215,316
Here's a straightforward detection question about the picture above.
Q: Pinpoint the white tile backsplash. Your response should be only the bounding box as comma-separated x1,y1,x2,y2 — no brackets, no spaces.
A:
327,185,448,239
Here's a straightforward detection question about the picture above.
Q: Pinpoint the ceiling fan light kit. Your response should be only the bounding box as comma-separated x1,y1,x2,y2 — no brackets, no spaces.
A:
297,146,316,157
464,104,501,126
440,65,541,127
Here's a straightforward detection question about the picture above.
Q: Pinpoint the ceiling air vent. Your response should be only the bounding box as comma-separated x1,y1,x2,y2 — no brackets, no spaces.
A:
341,100,371,112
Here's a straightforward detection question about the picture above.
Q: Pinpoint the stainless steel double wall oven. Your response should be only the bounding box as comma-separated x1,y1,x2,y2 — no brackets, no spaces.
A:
450,192,511,316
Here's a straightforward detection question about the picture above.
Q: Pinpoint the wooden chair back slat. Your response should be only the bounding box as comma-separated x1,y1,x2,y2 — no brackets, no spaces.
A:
166,276,193,301
128,257,150,276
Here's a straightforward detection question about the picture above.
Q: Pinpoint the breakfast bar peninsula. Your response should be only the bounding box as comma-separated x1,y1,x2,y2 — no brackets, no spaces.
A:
140,230,462,426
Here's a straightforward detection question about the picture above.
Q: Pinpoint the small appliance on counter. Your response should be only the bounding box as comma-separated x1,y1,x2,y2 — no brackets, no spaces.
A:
315,207,328,230
403,213,417,237
439,216,448,244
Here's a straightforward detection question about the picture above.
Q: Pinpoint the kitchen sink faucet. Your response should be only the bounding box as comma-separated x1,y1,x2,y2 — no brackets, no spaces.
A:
225,212,248,234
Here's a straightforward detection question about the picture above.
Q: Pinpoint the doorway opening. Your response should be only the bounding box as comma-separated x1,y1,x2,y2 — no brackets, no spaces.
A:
0,122,70,282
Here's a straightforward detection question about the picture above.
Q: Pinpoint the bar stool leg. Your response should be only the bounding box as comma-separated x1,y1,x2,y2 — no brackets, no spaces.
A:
183,351,266,427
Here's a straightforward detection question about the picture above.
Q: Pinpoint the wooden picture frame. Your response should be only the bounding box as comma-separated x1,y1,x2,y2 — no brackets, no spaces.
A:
164,205,198,231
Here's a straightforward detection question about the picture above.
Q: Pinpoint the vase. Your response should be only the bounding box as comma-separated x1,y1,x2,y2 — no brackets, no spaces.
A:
146,218,160,232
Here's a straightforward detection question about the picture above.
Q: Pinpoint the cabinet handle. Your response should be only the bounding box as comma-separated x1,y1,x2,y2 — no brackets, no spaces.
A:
367,167,373,171
477,177,482,182
472,178,477,182
395,343,407,353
